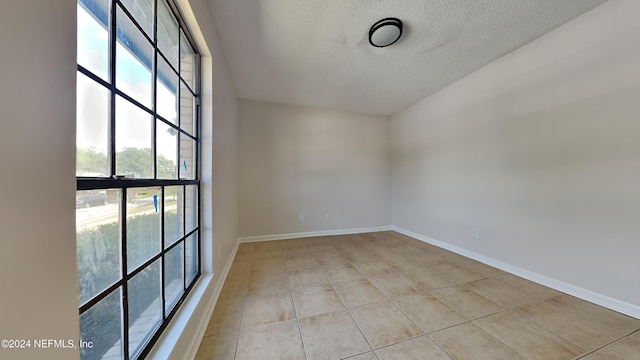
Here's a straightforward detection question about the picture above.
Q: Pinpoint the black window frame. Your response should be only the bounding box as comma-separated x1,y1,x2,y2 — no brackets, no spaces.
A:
76,0,201,359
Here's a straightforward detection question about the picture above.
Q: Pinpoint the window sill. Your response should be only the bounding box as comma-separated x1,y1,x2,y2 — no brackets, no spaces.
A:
146,273,215,360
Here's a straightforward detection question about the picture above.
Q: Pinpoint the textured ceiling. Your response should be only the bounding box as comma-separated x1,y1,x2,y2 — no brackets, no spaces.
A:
208,0,608,115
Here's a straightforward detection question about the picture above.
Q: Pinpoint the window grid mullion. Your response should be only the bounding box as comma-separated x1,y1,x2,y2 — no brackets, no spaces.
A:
158,48,180,82
120,188,130,360
115,0,155,50
195,103,200,182
114,1,129,358
177,26,182,180
179,77,197,98
182,185,187,290
160,186,167,318
196,104,201,279
152,0,159,181
109,0,117,178
79,280,124,315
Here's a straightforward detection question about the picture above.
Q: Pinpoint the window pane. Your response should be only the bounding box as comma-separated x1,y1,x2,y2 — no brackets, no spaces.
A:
127,187,161,272
180,30,196,89
128,260,162,358
179,81,195,135
120,0,153,39
80,288,123,360
157,121,178,179
157,0,179,68
116,7,153,109
157,58,178,124
185,185,198,233
76,189,120,305
77,73,110,177
164,243,184,313
179,134,196,179
185,232,198,284
164,186,183,247
77,0,109,80
116,96,152,178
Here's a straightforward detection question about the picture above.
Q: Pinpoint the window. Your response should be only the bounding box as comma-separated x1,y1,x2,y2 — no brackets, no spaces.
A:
76,0,200,359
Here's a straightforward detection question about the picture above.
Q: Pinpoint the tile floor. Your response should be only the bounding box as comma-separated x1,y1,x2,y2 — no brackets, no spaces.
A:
195,231,640,360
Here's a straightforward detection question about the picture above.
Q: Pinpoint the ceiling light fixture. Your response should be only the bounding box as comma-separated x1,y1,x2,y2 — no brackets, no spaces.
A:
369,18,403,48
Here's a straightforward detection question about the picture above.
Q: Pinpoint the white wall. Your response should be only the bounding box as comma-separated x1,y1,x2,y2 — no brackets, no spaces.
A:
0,1,80,359
238,100,391,238
187,0,239,286
392,0,640,314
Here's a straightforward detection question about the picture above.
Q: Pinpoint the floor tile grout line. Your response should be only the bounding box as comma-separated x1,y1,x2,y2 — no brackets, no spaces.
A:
378,281,472,338
468,308,513,323
342,299,376,353
286,268,310,360
343,259,437,352
329,272,377,355
385,299,431,335
443,318,533,360
384,253,540,360
505,300,633,358
472,308,581,360
425,334,457,360
371,332,441,354
282,240,310,359
425,319,472,335
338,238,425,352
571,327,640,359
232,250,252,360
460,279,548,311
482,327,532,360
507,304,589,352
427,287,504,319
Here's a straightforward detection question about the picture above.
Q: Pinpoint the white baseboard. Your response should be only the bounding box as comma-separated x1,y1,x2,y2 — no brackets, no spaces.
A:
392,226,640,319
181,239,240,360
238,226,392,243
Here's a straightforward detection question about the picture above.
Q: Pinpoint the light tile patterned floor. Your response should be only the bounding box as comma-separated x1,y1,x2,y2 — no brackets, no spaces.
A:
195,231,640,360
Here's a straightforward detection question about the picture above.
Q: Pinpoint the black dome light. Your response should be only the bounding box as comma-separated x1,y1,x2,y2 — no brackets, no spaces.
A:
369,18,403,48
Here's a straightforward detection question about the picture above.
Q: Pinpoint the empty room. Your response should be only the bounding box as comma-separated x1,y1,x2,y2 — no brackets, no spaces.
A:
1,0,639,360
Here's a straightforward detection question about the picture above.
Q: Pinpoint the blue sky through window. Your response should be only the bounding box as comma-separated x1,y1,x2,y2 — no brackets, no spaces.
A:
77,1,178,167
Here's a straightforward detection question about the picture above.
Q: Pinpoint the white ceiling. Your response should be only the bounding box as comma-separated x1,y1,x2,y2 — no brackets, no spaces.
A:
208,0,608,115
